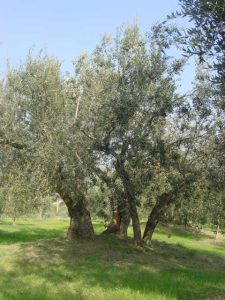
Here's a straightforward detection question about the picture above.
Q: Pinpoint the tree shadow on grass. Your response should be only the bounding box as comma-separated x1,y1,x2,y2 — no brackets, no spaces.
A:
1,235,225,300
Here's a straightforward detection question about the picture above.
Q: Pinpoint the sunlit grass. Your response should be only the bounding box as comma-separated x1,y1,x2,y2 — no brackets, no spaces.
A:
0,218,68,244
153,225,225,258
0,219,225,300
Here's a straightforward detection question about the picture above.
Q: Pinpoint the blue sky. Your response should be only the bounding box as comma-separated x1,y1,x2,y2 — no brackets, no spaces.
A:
0,0,195,91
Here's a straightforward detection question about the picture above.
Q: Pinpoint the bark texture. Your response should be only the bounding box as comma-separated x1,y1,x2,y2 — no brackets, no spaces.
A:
67,197,94,240
103,210,121,234
115,161,142,245
57,185,94,240
143,192,172,244
103,206,130,237
119,211,130,237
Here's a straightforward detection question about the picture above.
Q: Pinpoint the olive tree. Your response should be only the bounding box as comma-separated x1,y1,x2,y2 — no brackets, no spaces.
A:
72,25,188,244
0,52,94,239
179,0,225,97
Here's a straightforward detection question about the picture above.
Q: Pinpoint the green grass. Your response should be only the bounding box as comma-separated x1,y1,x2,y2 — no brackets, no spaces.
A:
0,219,225,300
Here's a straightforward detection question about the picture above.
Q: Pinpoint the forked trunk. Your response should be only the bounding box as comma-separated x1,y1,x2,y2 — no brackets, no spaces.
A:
128,199,142,245
115,162,142,245
143,192,172,244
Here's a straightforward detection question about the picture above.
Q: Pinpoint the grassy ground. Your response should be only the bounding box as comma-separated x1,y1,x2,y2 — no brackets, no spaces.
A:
0,219,225,300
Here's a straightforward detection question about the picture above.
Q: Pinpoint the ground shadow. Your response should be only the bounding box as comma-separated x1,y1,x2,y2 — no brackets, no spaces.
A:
1,234,224,300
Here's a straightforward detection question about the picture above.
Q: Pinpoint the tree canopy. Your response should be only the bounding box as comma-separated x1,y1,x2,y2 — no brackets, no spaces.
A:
0,16,224,244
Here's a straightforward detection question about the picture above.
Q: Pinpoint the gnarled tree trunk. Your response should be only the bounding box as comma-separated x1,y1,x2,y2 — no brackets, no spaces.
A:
57,185,94,240
67,196,94,240
143,192,172,244
103,205,130,237
103,209,121,234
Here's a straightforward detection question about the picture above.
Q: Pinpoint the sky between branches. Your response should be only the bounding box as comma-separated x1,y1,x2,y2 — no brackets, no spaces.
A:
0,0,195,92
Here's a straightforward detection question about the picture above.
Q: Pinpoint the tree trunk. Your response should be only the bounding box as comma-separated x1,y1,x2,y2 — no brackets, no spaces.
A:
119,212,130,237
103,209,121,234
115,162,142,245
57,185,94,240
143,192,172,245
103,204,130,237
118,198,130,237
128,199,142,245
67,197,94,240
